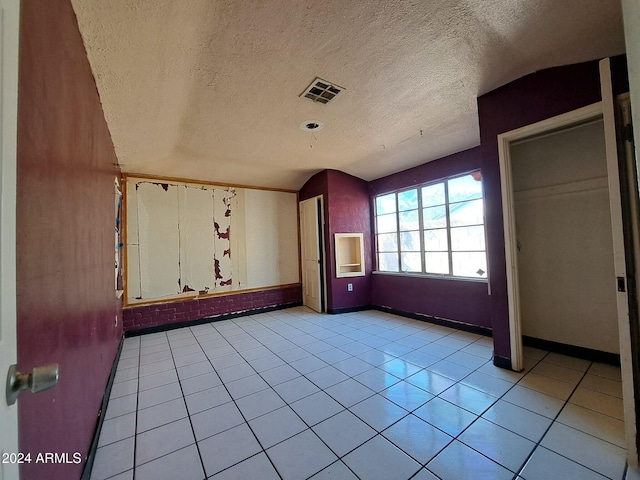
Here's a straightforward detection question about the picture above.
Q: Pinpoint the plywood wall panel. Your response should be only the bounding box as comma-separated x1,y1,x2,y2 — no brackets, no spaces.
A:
137,182,180,298
244,189,299,289
178,186,215,292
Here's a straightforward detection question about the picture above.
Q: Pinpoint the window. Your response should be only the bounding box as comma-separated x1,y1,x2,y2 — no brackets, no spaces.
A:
375,172,487,279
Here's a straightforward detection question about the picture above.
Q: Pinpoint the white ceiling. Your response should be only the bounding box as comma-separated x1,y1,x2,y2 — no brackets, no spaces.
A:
71,0,625,190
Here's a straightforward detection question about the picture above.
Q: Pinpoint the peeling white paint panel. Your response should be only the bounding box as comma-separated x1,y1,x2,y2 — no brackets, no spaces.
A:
245,189,299,288
178,186,215,293
213,188,234,289
137,182,180,299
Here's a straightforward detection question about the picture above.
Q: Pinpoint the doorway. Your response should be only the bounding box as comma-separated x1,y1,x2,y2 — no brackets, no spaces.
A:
509,117,619,354
299,196,326,312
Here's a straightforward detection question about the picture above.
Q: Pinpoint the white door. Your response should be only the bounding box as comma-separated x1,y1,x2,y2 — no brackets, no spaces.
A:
0,1,20,479
600,58,638,466
299,197,323,312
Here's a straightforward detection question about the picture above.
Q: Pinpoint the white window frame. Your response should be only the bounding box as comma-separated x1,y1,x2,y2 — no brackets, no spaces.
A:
374,171,488,280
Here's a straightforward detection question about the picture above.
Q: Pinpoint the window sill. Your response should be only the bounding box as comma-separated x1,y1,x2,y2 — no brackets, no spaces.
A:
372,270,488,283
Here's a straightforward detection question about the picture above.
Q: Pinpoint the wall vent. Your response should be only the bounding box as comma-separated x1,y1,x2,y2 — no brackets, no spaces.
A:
300,78,345,104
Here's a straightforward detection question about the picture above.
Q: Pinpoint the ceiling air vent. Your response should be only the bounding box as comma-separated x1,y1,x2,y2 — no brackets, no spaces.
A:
300,78,345,105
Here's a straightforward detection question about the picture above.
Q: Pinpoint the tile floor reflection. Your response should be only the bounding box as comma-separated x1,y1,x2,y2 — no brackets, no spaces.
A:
90,307,629,479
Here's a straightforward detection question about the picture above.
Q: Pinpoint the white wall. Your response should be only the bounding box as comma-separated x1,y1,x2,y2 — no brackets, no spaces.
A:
511,119,620,353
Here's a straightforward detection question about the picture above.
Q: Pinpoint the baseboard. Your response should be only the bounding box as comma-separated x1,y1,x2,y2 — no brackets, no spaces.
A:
81,336,124,480
371,305,493,337
523,335,621,365
327,305,372,314
492,355,513,370
124,302,303,337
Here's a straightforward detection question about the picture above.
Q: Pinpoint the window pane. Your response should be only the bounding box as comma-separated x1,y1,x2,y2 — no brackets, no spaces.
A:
378,252,399,272
449,199,484,227
399,210,419,231
400,231,420,252
450,225,486,251
425,252,449,274
424,229,448,251
377,213,397,233
377,233,398,252
423,205,447,229
401,252,421,272
398,189,418,211
376,193,396,215
422,183,445,207
452,252,487,278
448,173,483,203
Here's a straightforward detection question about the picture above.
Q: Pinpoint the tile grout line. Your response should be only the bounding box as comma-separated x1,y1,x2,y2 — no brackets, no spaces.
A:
132,313,458,478
193,314,286,480
412,349,556,478
237,311,364,480
236,311,621,478
512,352,597,478
131,337,143,480
246,310,498,478
234,310,373,479
249,311,486,478
106,308,626,480
167,329,210,480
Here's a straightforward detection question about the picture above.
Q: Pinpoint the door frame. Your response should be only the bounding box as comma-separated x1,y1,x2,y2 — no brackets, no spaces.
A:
498,102,605,372
0,0,20,478
299,195,327,312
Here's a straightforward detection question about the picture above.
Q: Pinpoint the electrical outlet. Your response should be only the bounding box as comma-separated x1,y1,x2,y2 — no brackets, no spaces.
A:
347,283,353,292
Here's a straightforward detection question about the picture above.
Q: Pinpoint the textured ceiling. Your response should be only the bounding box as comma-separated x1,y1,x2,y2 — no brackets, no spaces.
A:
71,0,625,190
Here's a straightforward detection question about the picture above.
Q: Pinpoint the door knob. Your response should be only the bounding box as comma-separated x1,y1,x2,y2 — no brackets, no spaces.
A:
6,363,59,406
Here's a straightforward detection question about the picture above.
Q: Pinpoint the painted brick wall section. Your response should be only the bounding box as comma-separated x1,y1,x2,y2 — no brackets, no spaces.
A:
123,285,302,332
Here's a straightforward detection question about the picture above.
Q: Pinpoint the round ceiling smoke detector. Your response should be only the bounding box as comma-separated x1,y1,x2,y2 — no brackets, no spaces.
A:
300,120,324,132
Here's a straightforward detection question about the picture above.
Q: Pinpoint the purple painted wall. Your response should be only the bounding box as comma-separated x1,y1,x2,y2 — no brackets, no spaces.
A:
299,170,372,311
312,60,617,366
123,285,302,332
478,60,603,360
16,1,122,478
368,147,491,328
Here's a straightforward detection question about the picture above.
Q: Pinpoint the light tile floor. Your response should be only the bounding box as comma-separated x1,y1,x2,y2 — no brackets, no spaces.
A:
90,307,630,480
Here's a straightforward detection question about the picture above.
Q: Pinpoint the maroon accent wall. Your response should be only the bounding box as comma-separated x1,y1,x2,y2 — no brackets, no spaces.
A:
368,147,491,327
477,60,603,360
300,170,372,311
123,285,302,332
16,1,122,479
326,171,372,310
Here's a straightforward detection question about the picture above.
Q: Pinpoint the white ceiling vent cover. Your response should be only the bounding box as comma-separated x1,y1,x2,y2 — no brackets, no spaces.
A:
300,78,345,104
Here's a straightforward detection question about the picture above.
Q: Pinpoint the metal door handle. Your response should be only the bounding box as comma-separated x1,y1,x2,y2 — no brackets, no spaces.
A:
6,363,59,406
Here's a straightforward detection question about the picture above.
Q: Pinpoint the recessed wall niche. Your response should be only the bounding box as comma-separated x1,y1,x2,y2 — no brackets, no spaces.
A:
125,177,299,305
